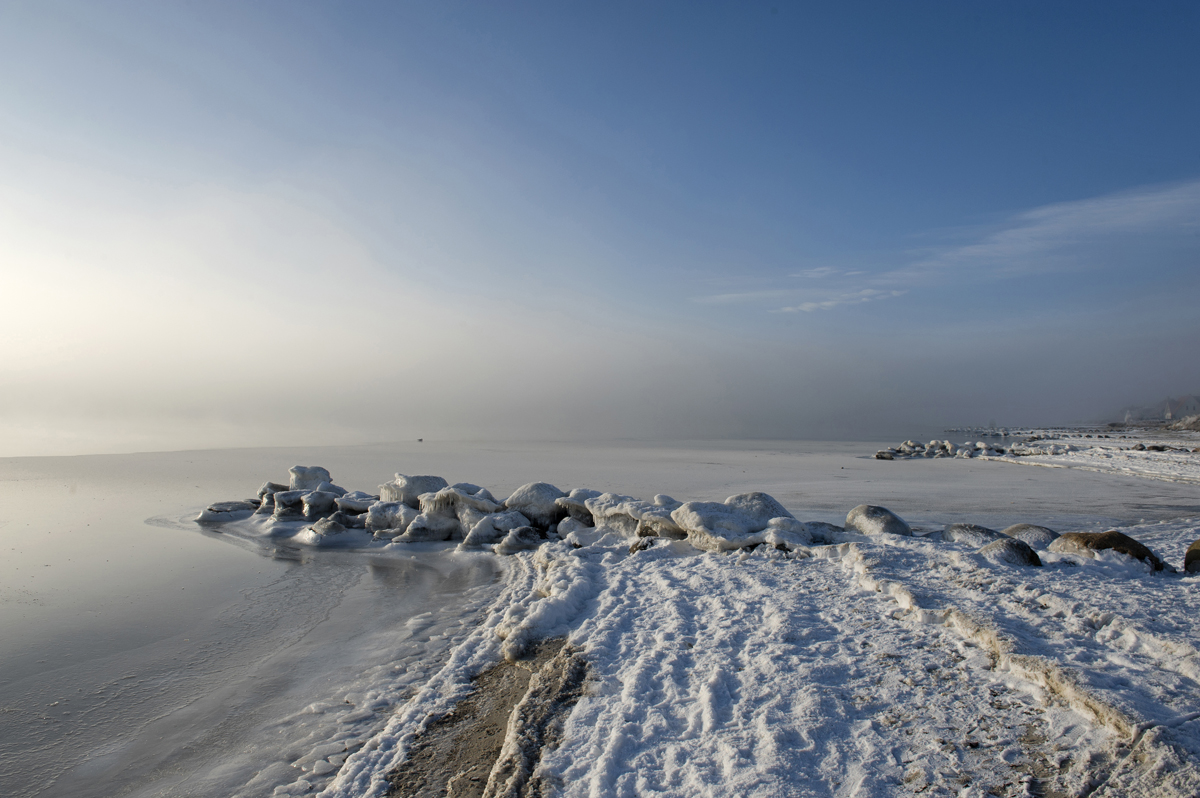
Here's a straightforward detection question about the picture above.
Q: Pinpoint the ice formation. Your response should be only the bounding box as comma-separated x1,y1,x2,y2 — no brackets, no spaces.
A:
195,461,1200,798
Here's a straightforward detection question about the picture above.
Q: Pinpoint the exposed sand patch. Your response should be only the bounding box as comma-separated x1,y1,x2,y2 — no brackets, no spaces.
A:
386,638,586,798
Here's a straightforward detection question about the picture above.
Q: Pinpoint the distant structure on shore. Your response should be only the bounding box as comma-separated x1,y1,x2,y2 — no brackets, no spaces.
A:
1117,394,1200,423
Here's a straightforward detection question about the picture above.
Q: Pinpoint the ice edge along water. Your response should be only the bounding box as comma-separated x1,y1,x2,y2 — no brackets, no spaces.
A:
196,456,1200,798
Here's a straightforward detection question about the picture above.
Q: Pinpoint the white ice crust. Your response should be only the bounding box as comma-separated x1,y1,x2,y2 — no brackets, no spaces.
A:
194,460,1200,798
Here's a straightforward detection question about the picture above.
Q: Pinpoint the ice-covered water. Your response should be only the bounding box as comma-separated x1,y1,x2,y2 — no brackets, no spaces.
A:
4,439,1200,797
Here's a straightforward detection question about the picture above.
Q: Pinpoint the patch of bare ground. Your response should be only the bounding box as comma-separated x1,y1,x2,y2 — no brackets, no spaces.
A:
387,638,587,798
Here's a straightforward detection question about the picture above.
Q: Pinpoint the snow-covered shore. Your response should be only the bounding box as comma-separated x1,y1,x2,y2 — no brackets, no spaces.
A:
876,425,1200,485
192,452,1200,798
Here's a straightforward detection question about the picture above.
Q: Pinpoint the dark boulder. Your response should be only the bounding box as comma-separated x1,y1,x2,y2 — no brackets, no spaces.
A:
1048,531,1165,571
1185,539,1200,574
978,538,1042,567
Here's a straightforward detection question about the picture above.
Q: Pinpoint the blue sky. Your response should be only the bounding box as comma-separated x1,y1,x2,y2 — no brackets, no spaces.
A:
1,2,1198,453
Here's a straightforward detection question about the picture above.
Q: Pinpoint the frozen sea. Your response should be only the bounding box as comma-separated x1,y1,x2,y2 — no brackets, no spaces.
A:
3,439,1200,797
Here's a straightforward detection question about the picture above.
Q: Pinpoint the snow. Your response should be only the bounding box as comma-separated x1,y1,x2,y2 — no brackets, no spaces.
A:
880,426,1200,485
185,444,1200,798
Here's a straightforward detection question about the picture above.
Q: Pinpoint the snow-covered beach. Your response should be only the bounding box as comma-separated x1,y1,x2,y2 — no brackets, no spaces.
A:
5,438,1200,798
191,437,1200,798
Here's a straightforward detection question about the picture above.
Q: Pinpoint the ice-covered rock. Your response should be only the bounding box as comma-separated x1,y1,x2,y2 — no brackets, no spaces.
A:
313,481,347,496
581,493,684,538
289,466,332,491
670,492,795,551
419,485,502,519
258,481,290,498
504,482,567,528
555,488,603,525
978,538,1042,567
450,482,498,503
334,491,378,514
844,505,911,536
394,513,461,542
196,500,258,523
379,475,449,508
271,490,309,520
458,511,532,549
1000,523,1059,550
1049,531,1165,571
943,523,1004,548
327,510,366,529
364,501,419,537
494,526,543,555
301,491,339,520
255,481,290,514
1185,539,1200,573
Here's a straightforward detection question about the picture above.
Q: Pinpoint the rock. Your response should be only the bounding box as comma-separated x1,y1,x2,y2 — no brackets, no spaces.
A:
255,482,290,514
394,513,461,542
196,500,258,522
978,538,1042,567
450,482,498,503
583,493,685,538
313,481,347,496
301,490,339,520
943,523,1004,548
1000,523,1059,550
494,526,543,555
1048,531,1165,571
459,511,533,549
555,489,601,526
258,481,290,498
725,492,794,523
310,517,347,536
335,491,379,514
504,483,567,528
670,492,795,551
629,537,656,554
364,501,419,536
844,505,911,536
271,490,309,520
379,475,450,508
874,450,895,460
327,510,366,529
1186,539,1200,573
289,466,332,491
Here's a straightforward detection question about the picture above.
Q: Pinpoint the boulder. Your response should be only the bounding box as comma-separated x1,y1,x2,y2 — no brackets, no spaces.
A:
943,523,1004,548
556,489,601,525
670,492,795,551
844,505,911,536
327,510,366,529
257,481,290,498
459,511,533,549
364,501,419,536
494,526,544,555
1048,531,1165,571
394,513,461,542
271,490,309,520
379,475,449,508
335,491,379,514
504,482,567,528
301,491,339,520
978,538,1042,567
1000,523,1059,550
196,500,258,523
309,517,347,537
289,466,332,491
1185,539,1200,573
255,482,290,514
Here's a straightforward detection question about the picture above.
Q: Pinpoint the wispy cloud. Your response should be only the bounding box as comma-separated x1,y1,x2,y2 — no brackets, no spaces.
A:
774,288,906,313
888,178,1200,285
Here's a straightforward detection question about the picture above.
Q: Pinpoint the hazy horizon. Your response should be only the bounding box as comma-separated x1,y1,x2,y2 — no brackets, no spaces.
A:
3,2,1199,457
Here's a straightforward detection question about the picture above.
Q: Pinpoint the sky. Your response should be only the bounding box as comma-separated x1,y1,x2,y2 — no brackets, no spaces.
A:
1,1,1199,455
